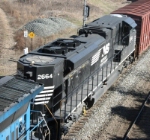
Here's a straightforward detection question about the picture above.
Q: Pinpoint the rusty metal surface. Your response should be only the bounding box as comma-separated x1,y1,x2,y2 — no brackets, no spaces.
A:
112,0,150,56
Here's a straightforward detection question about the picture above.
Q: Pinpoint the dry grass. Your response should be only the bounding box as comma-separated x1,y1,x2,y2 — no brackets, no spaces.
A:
14,27,78,51
0,8,14,54
0,0,127,45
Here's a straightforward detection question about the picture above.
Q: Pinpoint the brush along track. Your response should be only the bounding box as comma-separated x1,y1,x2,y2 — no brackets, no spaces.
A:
0,8,14,54
0,8,16,75
62,49,150,140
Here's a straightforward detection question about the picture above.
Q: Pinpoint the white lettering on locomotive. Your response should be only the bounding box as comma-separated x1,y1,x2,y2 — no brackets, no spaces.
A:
37,74,53,80
103,43,110,55
130,35,133,42
91,49,101,66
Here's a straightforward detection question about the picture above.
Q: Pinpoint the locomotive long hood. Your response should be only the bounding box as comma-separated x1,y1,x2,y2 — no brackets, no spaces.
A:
25,35,106,73
67,34,106,70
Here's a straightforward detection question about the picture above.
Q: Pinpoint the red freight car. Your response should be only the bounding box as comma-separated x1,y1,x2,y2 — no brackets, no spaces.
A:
112,0,150,57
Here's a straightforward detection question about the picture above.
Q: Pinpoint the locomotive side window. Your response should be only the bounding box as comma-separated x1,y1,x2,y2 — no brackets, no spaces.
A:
122,24,129,35
122,22,130,45
113,50,122,62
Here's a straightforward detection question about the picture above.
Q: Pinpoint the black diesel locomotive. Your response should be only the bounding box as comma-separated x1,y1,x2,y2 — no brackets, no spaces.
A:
17,14,136,139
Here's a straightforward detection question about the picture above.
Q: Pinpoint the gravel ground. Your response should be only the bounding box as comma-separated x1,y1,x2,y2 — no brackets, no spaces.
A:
24,17,76,37
97,50,150,140
64,49,150,140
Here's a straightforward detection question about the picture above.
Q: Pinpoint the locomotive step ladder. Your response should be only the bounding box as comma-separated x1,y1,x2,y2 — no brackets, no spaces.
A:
30,110,50,140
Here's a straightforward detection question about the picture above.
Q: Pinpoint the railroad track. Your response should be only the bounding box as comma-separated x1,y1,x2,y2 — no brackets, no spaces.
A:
123,92,150,140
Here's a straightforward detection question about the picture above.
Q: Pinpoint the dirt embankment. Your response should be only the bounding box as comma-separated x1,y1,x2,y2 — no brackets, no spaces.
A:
0,8,15,55
0,8,16,75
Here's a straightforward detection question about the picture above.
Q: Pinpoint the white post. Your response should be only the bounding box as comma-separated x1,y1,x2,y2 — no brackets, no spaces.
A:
24,47,28,54
24,30,28,53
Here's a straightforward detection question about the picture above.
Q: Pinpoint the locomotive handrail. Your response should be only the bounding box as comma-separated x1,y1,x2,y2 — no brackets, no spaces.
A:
52,48,124,119
53,47,125,110
44,104,58,140
18,110,50,140
19,120,43,140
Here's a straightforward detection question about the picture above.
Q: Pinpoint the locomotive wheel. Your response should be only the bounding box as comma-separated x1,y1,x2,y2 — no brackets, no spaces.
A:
34,130,45,139
84,96,95,109
129,55,135,64
68,114,79,122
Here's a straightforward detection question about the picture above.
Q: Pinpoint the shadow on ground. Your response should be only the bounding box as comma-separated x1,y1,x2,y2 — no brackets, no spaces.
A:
110,92,150,140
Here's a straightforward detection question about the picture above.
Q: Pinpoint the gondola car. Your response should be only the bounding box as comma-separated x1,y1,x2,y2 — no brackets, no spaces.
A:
17,14,137,139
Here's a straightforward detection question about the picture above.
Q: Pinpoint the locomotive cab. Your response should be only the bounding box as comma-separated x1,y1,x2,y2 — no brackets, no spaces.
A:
79,14,137,63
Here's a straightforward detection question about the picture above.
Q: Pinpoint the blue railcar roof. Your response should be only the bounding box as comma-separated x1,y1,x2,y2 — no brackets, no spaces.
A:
0,76,43,123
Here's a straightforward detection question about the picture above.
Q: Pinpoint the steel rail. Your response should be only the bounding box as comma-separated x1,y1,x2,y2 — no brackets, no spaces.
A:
123,91,150,140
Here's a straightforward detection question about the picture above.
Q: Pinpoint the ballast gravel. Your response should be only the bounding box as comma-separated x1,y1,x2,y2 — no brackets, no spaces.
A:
23,17,76,37
71,49,150,140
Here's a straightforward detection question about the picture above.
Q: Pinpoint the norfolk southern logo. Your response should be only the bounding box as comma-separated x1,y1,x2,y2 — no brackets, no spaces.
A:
37,74,53,80
102,43,110,55
101,43,110,64
91,43,110,66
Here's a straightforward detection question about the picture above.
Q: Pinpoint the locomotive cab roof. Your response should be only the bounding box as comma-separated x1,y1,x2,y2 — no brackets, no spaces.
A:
86,14,136,29
79,14,137,40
